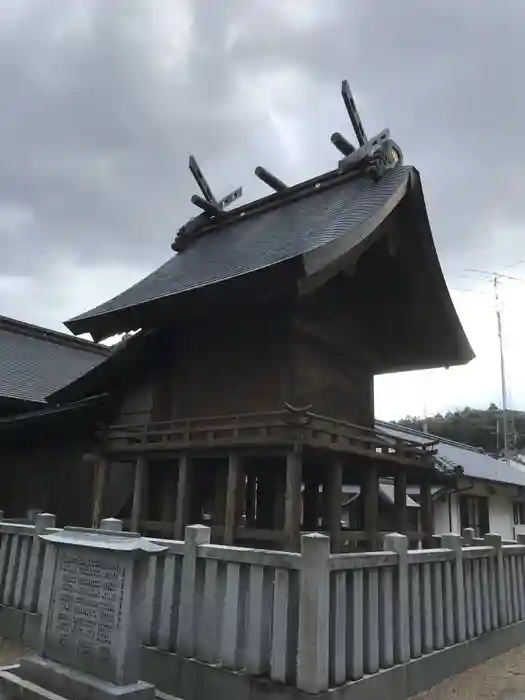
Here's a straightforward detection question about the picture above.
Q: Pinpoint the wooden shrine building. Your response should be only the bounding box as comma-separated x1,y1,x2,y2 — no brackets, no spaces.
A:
45,81,474,550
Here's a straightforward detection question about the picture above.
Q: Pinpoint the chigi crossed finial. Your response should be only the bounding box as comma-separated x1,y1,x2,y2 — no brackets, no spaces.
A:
186,78,404,222
189,155,243,215
333,79,403,179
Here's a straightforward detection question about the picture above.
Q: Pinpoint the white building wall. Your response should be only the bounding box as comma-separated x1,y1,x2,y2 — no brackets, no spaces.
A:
431,482,516,540
433,496,457,535
488,492,514,540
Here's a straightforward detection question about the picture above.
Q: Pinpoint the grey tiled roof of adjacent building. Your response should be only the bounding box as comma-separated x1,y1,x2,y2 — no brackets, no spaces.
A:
67,165,411,331
377,421,525,488
0,315,111,406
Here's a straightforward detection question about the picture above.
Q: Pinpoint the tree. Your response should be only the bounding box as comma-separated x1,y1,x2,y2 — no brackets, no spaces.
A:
395,405,525,456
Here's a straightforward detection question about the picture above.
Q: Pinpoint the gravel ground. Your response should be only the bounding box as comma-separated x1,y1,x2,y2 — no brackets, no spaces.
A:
412,646,525,699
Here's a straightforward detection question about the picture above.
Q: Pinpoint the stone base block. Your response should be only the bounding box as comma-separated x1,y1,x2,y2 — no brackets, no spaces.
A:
0,606,25,642
0,668,67,698
14,655,155,700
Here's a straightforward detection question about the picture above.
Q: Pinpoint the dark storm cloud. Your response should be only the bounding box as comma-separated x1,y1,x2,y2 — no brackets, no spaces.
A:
1,0,525,298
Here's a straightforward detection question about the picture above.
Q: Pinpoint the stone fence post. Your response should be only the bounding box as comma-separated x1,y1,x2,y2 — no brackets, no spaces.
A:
384,533,410,663
441,533,466,643
296,533,330,694
24,513,56,613
100,517,123,531
484,533,506,627
462,528,475,546
176,524,211,657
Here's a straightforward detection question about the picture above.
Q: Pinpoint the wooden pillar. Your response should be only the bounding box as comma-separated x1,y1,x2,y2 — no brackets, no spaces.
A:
91,455,107,528
273,468,286,531
362,464,379,551
420,481,434,548
326,458,343,553
130,456,145,533
160,461,178,532
224,454,241,545
245,473,257,526
212,462,228,527
256,473,274,529
394,471,408,535
174,454,190,540
303,479,319,530
285,451,302,551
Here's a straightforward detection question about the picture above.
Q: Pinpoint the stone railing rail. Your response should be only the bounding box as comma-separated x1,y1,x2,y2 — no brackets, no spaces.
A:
1,515,525,695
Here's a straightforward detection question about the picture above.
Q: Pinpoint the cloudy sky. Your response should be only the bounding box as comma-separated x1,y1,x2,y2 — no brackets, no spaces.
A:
1,0,524,420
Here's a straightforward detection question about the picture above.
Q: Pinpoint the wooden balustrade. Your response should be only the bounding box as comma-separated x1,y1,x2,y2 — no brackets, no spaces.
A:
106,409,437,466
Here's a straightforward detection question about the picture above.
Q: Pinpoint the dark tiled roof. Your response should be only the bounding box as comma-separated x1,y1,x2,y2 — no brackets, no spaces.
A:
0,315,111,407
0,393,109,432
66,165,411,335
376,421,525,488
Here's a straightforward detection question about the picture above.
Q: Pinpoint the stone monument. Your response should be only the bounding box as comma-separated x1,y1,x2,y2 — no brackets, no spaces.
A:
0,521,166,699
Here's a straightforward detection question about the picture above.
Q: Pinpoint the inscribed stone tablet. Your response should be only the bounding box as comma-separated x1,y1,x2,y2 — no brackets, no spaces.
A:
44,545,132,683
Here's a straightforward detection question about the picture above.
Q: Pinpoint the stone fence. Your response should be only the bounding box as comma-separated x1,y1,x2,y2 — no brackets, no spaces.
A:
1,514,525,698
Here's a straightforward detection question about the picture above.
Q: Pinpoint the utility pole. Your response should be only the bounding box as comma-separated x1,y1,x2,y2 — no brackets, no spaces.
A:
494,275,510,464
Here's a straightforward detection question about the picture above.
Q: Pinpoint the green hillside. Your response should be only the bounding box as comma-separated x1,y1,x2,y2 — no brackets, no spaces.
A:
395,404,525,456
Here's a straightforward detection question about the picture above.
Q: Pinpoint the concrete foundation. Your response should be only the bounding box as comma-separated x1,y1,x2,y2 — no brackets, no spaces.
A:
3,606,525,699
3,655,155,700
140,619,525,700
0,607,40,650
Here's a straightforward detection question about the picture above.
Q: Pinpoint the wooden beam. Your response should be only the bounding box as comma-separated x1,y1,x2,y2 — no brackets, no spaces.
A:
174,454,190,540
362,464,379,550
420,481,434,548
91,456,108,528
394,471,408,534
224,454,241,544
285,451,302,551
130,456,145,533
327,458,343,553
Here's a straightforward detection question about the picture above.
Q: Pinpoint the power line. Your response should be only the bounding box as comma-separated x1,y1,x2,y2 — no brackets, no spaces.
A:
493,275,510,465
463,268,525,283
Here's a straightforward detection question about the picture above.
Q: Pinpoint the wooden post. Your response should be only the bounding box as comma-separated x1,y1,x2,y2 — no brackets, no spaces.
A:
256,472,274,529
224,454,241,545
212,462,228,527
91,455,107,528
160,461,177,533
285,451,302,551
245,473,257,526
273,468,286,531
130,456,145,532
420,481,434,548
327,459,343,553
173,455,190,540
363,464,379,550
394,471,408,534
174,454,190,540
303,479,319,530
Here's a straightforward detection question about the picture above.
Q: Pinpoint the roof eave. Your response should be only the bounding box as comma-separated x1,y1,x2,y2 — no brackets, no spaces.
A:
405,168,475,367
